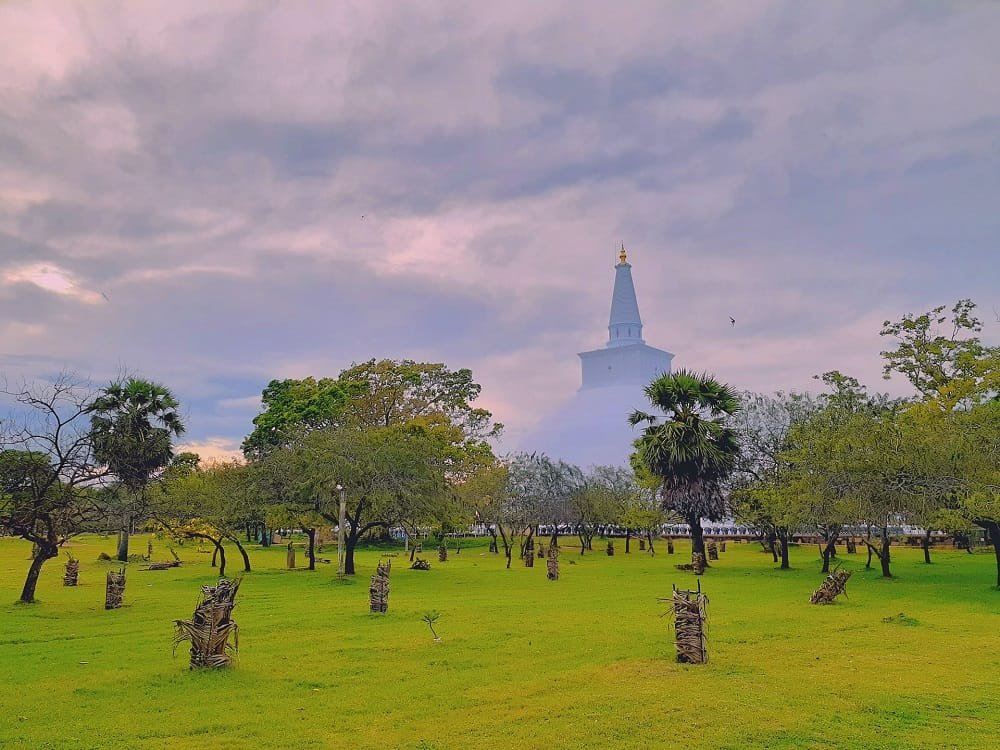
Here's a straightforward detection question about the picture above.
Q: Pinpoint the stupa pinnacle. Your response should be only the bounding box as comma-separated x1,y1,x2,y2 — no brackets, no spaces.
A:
578,249,673,390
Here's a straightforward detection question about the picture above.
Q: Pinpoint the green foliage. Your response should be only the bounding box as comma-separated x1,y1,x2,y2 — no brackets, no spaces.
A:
338,359,501,441
157,460,255,541
880,298,1000,405
0,450,55,502
243,361,502,461
88,377,185,493
241,377,359,459
730,391,819,536
630,369,741,522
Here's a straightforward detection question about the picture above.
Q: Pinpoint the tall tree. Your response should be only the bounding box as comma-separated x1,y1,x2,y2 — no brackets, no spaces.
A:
507,453,585,559
155,459,258,575
1,376,104,603
248,445,323,570
294,422,451,574
880,299,999,406
880,298,1000,580
629,370,741,565
730,391,818,569
88,377,185,561
954,401,1000,587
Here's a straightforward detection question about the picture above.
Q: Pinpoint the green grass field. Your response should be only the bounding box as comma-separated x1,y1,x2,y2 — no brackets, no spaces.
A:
1,535,998,750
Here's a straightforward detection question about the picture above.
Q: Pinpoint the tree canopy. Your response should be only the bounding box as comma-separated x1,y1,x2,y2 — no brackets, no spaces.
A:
630,370,741,564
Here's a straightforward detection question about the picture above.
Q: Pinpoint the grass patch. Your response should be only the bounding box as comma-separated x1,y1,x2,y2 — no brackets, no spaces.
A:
0,535,998,749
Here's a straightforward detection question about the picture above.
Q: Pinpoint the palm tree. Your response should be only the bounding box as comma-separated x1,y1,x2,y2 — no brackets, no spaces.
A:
88,377,185,561
629,370,740,566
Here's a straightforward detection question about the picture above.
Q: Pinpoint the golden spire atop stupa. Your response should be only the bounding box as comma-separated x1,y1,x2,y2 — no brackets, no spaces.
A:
618,243,628,265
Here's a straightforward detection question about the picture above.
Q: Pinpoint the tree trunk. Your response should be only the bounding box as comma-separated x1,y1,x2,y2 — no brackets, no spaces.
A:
496,527,512,569
778,529,790,570
922,529,932,564
820,534,839,573
216,539,227,577
522,527,534,565
229,535,252,572
879,526,892,578
307,528,316,571
625,530,631,554
261,525,271,548
187,532,226,577
767,531,778,563
211,538,226,577
345,532,358,574
20,543,56,603
646,530,655,555
117,516,131,562
688,514,707,565
211,544,219,568
985,522,1000,589
488,528,498,554
863,527,892,578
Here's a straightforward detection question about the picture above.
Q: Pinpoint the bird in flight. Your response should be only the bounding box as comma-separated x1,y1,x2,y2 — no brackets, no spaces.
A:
101,292,111,303
729,316,736,326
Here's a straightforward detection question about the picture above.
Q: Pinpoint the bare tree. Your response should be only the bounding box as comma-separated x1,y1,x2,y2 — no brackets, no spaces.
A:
1,375,105,603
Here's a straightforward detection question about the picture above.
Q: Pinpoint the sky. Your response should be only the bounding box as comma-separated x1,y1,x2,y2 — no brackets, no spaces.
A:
1,1,998,460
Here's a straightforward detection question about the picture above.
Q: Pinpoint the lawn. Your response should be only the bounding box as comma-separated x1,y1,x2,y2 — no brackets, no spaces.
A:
1,534,998,750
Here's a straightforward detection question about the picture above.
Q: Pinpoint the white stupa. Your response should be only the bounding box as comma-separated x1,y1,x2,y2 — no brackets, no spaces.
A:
521,247,674,467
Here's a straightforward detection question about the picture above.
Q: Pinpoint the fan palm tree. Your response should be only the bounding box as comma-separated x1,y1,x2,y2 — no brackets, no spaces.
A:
629,370,740,565
89,377,185,561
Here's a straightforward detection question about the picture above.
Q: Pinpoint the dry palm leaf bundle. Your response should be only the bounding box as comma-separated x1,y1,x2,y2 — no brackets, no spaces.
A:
661,582,709,664
846,539,857,554
64,553,80,587
691,552,706,575
606,541,615,556
369,560,391,613
173,578,241,669
810,568,852,605
667,539,675,555
286,542,296,569
438,543,448,562
546,544,559,581
720,541,727,553
105,569,126,609
537,543,546,559
639,538,646,551
411,557,431,570
707,542,719,561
